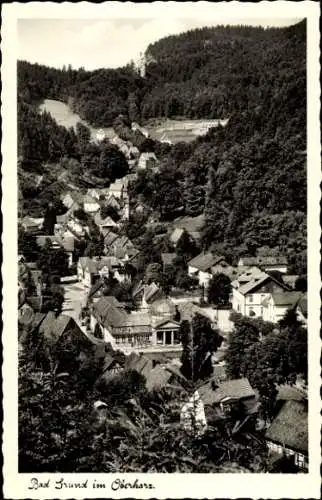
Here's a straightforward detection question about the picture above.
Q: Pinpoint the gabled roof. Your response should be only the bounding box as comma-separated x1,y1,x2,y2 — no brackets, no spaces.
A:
154,318,180,330
188,253,226,272
145,282,161,303
169,228,184,244
62,191,84,205
39,311,57,342
51,314,76,339
104,231,119,246
92,298,127,329
145,365,172,392
198,377,255,406
139,152,157,161
94,213,117,227
265,400,308,453
238,272,288,296
277,384,307,402
270,292,302,307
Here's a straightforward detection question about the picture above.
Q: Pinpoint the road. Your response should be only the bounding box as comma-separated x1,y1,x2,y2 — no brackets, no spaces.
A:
61,277,88,323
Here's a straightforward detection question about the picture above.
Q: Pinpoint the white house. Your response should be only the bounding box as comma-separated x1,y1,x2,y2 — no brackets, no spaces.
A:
188,253,228,288
77,256,125,288
232,273,289,319
138,152,157,170
265,400,308,470
237,256,288,274
262,292,302,324
83,194,101,214
90,297,152,349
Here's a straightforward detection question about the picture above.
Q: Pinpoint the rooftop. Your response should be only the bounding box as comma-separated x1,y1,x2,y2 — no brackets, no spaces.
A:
265,400,308,453
188,253,226,272
198,377,255,406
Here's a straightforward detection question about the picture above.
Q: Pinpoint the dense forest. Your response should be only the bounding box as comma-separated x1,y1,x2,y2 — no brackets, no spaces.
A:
18,20,306,273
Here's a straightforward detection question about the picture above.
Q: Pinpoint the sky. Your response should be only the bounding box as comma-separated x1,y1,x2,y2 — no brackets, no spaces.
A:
17,17,302,70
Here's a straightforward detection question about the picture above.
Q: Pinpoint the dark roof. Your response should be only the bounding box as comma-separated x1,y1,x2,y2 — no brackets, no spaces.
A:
277,385,307,402
39,311,57,343
265,400,308,453
238,273,289,295
271,292,302,307
198,377,255,406
125,353,153,377
145,365,172,392
51,314,76,339
188,253,226,272
240,256,288,266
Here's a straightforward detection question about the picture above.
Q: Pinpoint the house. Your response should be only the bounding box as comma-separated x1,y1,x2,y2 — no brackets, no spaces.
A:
169,228,185,247
138,152,157,170
132,281,165,311
188,253,228,287
103,230,119,251
198,377,259,425
232,272,289,318
87,188,111,201
36,235,75,267
105,194,121,211
90,297,152,349
237,256,288,274
262,291,303,324
20,216,44,233
94,212,118,232
265,400,308,470
61,191,83,210
128,145,140,159
78,256,127,288
39,312,79,345
83,194,101,214
152,318,181,347
161,252,177,272
231,266,263,289
108,179,128,200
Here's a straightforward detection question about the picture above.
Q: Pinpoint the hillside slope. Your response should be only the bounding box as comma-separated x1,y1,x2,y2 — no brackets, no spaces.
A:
17,20,307,272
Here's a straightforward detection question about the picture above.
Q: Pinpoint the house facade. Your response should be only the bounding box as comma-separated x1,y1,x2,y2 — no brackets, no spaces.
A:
262,292,302,324
237,256,288,274
232,273,289,319
265,400,308,470
188,253,228,288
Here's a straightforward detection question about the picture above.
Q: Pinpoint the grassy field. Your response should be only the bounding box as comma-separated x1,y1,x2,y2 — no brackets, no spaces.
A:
39,99,115,140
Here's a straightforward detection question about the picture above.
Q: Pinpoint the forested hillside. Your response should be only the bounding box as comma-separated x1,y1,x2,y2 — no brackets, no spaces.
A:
17,20,306,273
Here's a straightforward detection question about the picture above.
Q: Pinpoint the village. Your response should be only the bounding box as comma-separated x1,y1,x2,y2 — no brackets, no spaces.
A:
18,123,308,472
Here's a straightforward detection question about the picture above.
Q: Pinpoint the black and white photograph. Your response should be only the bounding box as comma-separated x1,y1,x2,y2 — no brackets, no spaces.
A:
2,2,321,499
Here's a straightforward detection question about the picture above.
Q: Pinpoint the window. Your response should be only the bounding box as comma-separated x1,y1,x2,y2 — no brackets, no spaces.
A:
237,304,240,312
260,307,264,316
295,454,304,468
248,294,253,303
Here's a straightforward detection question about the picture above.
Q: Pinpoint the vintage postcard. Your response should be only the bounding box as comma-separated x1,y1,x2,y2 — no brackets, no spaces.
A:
2,1,321,499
